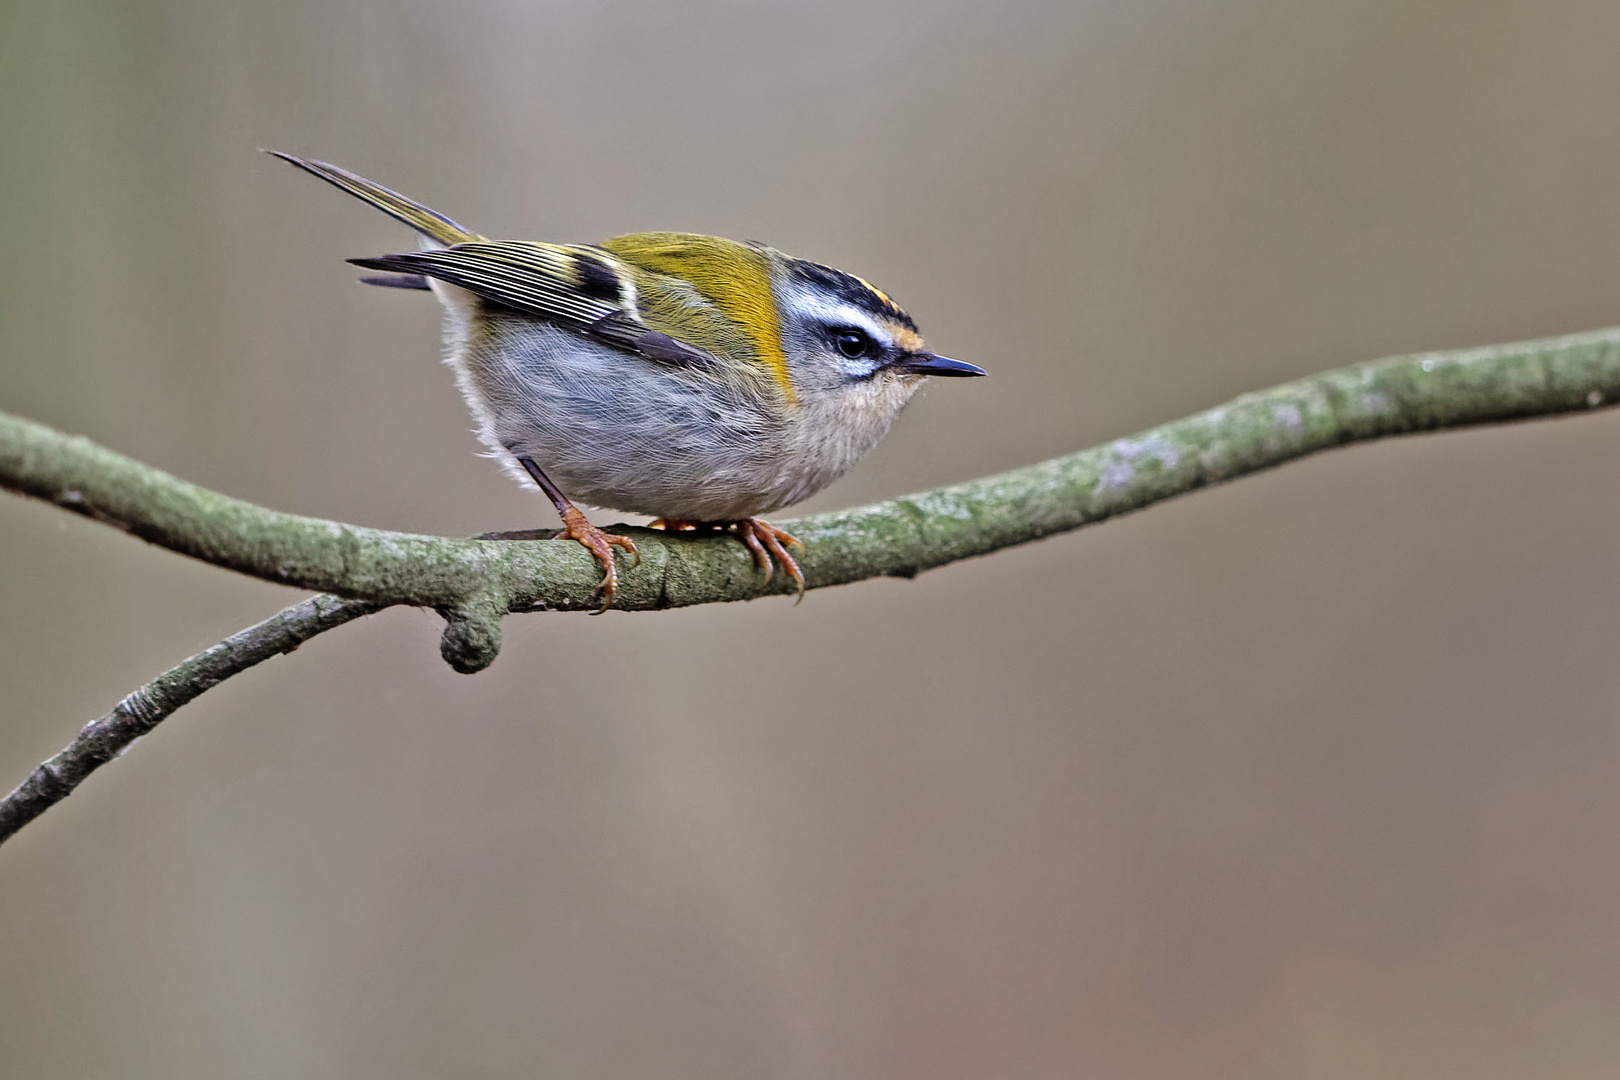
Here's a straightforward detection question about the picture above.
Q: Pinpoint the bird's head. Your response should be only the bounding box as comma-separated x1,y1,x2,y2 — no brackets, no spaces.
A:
770,254,985,409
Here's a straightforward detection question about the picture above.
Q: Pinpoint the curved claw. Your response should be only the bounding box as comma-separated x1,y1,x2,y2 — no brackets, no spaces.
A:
559,507,638,613
734,519,806,603
737,524,774,583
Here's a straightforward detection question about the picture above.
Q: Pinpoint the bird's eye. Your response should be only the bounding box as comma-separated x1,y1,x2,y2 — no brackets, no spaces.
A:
834,328,874,358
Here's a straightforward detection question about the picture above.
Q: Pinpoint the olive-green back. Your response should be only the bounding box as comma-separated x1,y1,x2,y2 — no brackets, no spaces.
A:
601,233,796,403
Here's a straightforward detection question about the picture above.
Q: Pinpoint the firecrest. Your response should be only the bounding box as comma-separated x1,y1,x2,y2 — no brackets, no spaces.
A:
271,152,985,609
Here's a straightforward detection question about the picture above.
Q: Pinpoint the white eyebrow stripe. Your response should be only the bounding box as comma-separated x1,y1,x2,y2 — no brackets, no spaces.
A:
784,294,895,347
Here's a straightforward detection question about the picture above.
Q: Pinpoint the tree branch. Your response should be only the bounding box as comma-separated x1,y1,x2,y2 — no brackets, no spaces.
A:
4,324,1620,846
0,594,380,846
9,328,1620,665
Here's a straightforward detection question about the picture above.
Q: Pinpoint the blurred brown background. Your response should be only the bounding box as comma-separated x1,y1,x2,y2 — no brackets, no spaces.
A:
5,1,1620,1076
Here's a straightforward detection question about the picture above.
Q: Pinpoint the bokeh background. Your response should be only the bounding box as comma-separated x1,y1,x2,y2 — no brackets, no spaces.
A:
5,1,1620,1076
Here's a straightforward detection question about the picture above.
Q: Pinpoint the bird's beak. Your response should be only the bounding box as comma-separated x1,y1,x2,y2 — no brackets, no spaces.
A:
897,352,987,377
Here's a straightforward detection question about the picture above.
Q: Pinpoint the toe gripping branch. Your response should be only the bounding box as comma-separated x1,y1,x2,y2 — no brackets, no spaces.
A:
559,505,639,613
516,456,638,613
653,517,806,602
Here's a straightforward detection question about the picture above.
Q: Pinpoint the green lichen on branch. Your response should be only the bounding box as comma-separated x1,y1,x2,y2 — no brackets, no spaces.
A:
4,325,1620,846
6,325,1620,664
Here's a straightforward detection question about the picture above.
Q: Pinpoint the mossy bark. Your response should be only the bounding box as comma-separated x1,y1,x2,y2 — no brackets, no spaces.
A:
8,326,1619,637
5,325,1620,844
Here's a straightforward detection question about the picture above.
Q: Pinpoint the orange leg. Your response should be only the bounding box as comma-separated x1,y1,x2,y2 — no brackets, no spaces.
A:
519,457,637,613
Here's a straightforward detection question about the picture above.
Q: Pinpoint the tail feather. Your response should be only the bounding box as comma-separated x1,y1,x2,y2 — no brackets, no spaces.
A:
265,151,482,246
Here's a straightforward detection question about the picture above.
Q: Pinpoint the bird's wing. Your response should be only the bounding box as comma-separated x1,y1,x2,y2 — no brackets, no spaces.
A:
349,241,716,367
601,233,796,402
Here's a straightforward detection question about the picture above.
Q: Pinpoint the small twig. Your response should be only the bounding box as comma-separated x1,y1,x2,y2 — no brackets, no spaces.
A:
0,594,382,846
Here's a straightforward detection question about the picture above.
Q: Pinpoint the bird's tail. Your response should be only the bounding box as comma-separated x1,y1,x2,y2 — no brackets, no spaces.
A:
265,151,483,246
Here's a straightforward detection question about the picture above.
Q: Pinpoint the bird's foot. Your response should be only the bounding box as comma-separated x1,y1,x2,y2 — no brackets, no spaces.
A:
649,517,805,602
732,518,806,602
559,506,638,613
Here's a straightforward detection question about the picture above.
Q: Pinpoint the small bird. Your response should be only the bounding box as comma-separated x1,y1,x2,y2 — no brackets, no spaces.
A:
271,152,985,609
